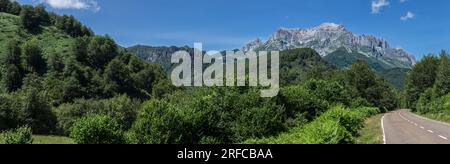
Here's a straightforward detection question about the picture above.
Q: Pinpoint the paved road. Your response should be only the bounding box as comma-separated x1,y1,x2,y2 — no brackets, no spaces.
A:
382,109,450,144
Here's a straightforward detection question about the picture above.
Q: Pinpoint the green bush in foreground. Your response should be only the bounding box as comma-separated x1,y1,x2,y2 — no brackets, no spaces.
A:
0,127,33,144
244,106,380,144
70,115,125,144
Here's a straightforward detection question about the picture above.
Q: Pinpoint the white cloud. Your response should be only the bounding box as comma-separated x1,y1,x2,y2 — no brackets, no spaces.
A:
399,0,407,3
372,0,390,14
40,0,100,12
400,11,415,21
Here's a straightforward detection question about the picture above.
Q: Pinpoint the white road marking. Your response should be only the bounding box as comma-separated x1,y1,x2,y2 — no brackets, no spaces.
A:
427,130,434,133
420,126,425,129
439,135,448,140
381,115,387,144
404,110,450,127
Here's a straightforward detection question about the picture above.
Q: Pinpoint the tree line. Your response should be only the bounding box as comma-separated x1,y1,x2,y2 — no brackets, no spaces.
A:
1,0,92,36
404,51,450,115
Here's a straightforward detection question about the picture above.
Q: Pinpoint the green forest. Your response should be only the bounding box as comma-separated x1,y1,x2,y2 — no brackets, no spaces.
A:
0,1,449,144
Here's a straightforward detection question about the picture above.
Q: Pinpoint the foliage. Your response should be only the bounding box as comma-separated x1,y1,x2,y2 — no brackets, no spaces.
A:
0,126,33,144
345,61,399,111
70,115,125,144
128,99,184,144
279,48,334,85
54,95,140,135
21,38,47,74
404,56,440,109
0,0,22,15
244,106,380,144
433,52,450,97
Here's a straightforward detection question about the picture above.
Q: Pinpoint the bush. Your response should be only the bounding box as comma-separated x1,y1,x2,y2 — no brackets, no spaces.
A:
416,88,435,113
55,95,140,135
279,85,328,120
350,97,373,108
128,99,184,144
232,103,285,142
319,106,365,136
70,115,125,144
245,119,351,144
244,106,378,144
0,127,33,144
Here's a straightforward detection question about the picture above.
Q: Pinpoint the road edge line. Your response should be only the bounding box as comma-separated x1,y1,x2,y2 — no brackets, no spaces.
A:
406,110,450,127
381,114,387,144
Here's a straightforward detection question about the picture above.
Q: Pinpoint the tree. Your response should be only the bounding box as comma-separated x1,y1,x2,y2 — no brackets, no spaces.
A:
47,53,64,73
346,61,377,98
72,37,89,63
34,5,50,26
8,1,22,15
0,0,11,13
345,61,398,111
18,82,57,134
21,39,47,74
86,36,118,68
103,59,133,96
3,40,22,67
19,5,40,31
1,41,23,92
0,0,21,15
129,99,184,144
404,56,440,108
70,115,125,144
433,51,450,97
1,64,21,92
0,127,33,144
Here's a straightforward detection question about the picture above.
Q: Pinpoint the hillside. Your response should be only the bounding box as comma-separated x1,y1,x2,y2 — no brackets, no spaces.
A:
0,12,75,58
0,7,170,136
127,45,194,72
323,47,410,89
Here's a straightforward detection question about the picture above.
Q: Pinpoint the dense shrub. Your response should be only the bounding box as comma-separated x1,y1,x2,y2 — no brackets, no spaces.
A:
0,127,33,144
245,119,351,144
128,99,184,144
404,56,440,109
55,95,140,135
128,88,287,144
244,106,379,144
70,115,125,144
345,61,399,111
319,106,365,136
231,103,285,142
279,85,328,120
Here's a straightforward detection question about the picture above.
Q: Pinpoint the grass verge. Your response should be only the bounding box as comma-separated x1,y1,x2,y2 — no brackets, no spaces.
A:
416,113,450,124
356,114,384,144
33,135,75,144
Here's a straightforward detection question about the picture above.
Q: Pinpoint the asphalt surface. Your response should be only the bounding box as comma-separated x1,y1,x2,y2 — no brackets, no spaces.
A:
382,109,450,144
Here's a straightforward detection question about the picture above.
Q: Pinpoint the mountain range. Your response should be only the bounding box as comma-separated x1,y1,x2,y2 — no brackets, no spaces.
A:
128,23,415,89
243,23,416,70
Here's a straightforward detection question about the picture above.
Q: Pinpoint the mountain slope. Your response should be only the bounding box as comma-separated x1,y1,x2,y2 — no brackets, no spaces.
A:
0,12,75,58
127,45,194,72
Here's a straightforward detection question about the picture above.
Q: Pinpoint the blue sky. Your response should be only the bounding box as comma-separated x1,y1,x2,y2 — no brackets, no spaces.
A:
17,0,450,59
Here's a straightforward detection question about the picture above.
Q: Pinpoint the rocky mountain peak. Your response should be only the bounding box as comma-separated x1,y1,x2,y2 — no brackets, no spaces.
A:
315,23,347,31
242,23,416,68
